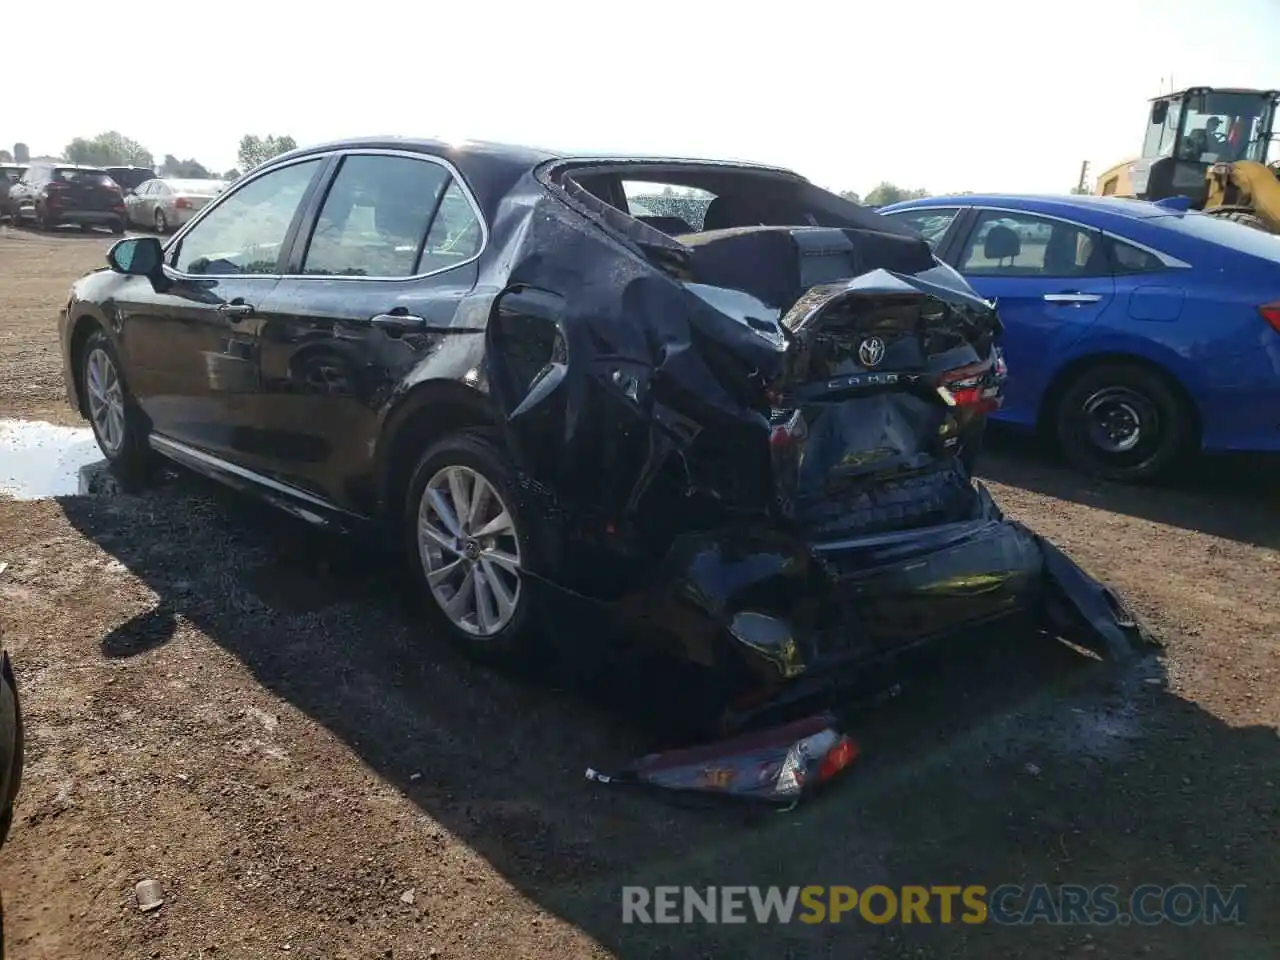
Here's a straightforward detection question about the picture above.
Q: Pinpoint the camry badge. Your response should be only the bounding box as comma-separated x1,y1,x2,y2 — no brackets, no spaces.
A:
858,337,886,368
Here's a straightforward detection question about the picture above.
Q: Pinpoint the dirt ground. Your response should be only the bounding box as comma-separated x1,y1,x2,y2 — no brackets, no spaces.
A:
0,226,1277,959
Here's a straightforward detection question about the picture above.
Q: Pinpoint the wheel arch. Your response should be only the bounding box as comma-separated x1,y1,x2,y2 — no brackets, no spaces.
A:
1036,349,1203,451
66,310,115,418
375,378,502,521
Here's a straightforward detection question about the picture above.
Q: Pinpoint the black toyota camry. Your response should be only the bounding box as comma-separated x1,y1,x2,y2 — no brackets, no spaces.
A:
55,137,1149,732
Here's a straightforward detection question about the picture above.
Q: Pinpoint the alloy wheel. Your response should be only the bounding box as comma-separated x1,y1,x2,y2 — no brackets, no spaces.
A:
154,209,166,233
1081,386,1156,455
85,347,126,455
416,465,522,637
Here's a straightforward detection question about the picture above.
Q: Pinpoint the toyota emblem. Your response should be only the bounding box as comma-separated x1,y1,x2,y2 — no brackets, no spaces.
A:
858,337,886,368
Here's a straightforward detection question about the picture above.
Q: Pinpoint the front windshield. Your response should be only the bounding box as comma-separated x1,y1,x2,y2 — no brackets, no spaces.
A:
1178,91,1276,164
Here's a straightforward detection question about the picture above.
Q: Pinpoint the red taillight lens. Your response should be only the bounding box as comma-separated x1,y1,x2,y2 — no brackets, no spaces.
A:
939,355,1002,413
817,735,859,783
1261,303,1280,335
175,196,192,209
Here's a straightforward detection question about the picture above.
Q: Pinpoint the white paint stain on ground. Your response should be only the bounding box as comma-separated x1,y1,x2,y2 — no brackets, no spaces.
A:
0,419,103,500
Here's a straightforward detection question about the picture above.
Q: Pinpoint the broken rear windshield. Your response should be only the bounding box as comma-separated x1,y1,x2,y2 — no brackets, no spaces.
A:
558,163,916,239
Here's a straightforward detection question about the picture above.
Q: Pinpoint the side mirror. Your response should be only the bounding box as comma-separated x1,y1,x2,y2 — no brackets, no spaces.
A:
1152,101,1168,125
107,236,163,276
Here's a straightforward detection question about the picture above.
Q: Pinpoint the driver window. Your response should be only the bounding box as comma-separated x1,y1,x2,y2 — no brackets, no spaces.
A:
173,158,322,276
301,154,451,278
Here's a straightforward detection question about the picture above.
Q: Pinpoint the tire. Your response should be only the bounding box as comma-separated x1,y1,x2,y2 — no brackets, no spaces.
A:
154,209,167,234
110,218,124,236
79,223,93,233
1054,361,1190,482
0,671,22,850
403,430,544,666
37,205,55,231
79,329,156,490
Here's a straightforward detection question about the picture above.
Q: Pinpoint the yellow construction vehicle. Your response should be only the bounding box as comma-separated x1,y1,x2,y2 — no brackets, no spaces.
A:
1095,86,1280,232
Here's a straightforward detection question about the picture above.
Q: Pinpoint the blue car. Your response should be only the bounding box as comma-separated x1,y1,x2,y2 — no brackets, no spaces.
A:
877,194,1280,481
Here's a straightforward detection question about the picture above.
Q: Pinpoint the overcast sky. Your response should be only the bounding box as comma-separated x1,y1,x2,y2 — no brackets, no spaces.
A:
7,0,1278,195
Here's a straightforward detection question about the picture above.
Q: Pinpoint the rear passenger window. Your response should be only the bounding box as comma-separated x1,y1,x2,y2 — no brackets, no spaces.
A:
417,180,483,274
302,154,452,278
1109,239,1165,274
960,210,1107,278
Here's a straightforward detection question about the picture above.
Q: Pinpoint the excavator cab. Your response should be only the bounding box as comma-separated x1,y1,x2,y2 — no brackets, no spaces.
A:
1132,87,1278,207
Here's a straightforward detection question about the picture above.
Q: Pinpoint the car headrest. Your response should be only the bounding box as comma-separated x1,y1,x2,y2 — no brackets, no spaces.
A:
702,196,735,231
983,224,1021,261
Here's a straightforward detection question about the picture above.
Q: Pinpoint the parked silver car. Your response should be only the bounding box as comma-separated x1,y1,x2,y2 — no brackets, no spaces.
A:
125,177,227,233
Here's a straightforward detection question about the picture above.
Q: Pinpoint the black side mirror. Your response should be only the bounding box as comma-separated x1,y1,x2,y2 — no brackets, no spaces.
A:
107,236,163,276
1152,101,1168,125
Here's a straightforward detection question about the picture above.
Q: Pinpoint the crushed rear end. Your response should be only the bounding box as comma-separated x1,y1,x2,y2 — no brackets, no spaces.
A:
484,161,1156,747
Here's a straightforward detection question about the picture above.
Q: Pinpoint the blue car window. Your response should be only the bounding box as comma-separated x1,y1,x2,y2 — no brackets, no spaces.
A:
961,210,1107,278
880,208,959,250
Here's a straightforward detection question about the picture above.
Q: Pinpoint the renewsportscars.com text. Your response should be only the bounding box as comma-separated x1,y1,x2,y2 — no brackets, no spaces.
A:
621,884,1245,926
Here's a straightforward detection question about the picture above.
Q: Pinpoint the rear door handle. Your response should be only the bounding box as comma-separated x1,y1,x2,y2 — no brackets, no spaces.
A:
371,311,427,334
1043,293,1102,304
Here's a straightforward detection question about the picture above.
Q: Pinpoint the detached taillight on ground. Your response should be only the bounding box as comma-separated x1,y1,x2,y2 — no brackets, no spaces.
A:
1260,303,1280,335
585,713,860,806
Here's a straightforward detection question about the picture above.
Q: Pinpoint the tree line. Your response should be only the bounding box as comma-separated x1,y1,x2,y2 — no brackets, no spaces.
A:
0,132,299,183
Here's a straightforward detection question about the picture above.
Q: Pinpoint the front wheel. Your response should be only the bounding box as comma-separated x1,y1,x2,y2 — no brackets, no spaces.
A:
1054,362,1190,482
80,330,155,489
404,430,541,665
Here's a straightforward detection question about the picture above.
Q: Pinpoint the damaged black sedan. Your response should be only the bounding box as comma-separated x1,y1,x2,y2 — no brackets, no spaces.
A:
57,138,1151,741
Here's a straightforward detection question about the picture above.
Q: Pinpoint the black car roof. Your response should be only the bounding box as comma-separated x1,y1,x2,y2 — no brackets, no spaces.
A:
283,136,797,173
271,137,806,220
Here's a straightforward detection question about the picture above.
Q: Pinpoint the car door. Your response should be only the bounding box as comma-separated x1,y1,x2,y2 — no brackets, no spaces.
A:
250,151,484,509
12,166,41,219
117,155,329,463
126,181,150,225
947,208,1116,426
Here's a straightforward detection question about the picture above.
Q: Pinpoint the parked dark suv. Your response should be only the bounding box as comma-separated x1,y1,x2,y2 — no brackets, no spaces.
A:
10,163,126,233
105,165,156,195
55,138,1147,732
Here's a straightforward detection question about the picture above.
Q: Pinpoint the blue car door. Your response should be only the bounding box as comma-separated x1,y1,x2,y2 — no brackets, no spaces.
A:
951,208,1116,426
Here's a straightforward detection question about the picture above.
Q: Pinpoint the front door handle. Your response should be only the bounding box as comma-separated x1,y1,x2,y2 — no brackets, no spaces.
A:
371,311,427,334
217,300,254,318
1043,293,1102,304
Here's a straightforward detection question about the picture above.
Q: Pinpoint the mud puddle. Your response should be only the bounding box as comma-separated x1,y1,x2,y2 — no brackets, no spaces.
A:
0,418,110,500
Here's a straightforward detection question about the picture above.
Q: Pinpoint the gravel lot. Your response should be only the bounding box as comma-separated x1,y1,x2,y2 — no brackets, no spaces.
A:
0,226,1277,959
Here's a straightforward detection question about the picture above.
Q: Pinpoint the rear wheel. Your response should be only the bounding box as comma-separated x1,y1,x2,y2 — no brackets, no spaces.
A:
153,208,167,234
37,205,55,231
404,430,540,666
80,329,156,489
110,218,125,236
1054,361,1190,482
